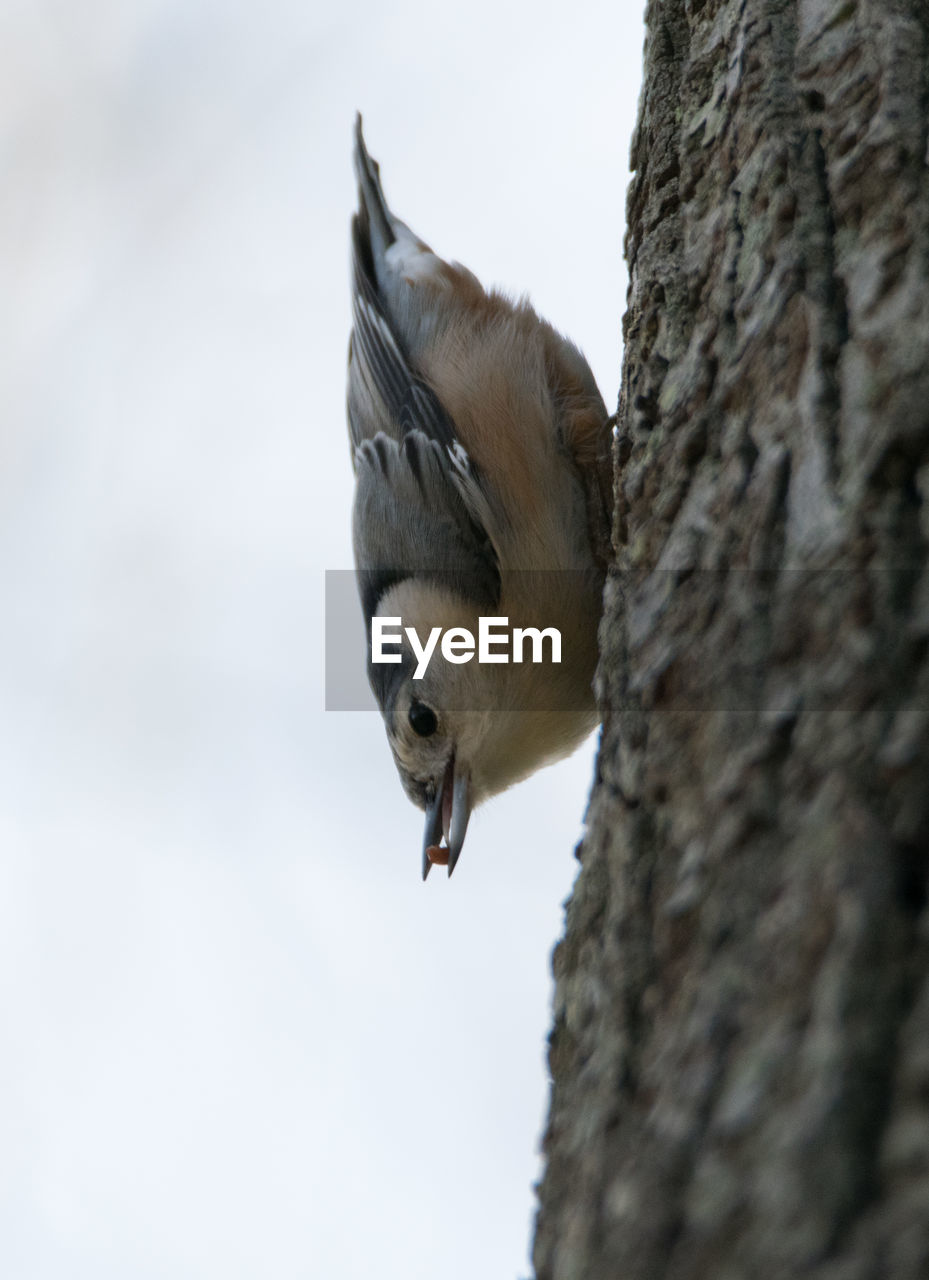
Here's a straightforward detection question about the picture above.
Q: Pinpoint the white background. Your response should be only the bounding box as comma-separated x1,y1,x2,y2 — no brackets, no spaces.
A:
1,2,643,1276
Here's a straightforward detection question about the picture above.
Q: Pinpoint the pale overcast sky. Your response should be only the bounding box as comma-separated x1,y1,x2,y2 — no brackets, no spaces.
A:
1,3,644,1276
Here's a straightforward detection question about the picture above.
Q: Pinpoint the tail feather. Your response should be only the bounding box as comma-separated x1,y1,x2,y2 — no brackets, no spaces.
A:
354,114,395,267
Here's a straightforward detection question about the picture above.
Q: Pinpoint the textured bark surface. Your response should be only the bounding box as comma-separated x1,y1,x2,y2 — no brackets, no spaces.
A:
533,2,929,1278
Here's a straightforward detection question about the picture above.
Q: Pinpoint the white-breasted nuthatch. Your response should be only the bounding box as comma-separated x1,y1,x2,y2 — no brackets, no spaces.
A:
347,115,612,880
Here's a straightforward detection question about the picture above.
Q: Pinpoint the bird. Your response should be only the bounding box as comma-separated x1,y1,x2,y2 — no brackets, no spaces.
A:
347,115,612,880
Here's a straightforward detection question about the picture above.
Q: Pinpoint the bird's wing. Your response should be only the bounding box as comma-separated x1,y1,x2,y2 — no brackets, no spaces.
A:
349,118,499,612
347,240,455,453
352,430,499,622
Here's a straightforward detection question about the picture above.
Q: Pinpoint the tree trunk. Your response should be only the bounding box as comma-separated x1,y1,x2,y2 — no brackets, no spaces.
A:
532,2,929,1278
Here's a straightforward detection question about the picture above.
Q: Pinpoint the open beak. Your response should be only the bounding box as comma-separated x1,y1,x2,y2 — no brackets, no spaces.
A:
421,756,472,880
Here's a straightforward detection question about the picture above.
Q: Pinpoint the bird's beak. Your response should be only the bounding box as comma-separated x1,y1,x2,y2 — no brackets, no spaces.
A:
422,785,443,881
446,766,471,877
421,757,472,880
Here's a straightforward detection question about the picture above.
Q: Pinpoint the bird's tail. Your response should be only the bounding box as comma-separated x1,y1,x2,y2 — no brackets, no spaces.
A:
353,113,396,266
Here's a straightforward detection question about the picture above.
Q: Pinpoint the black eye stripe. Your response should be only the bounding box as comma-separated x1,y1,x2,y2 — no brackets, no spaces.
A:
409,701,438,738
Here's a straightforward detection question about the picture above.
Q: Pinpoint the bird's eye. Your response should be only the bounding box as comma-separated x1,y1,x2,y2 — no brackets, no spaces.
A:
408,701,438,738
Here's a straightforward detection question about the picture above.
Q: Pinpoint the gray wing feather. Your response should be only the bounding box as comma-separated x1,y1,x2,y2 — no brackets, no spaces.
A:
348,117,497,617
348,224,455,451
353,431,499,621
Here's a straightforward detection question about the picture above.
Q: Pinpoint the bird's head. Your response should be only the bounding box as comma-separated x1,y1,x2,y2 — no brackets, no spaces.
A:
368,577,600,878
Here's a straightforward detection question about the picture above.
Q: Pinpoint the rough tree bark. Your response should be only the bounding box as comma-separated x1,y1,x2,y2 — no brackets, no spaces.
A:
533,2,929,1278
